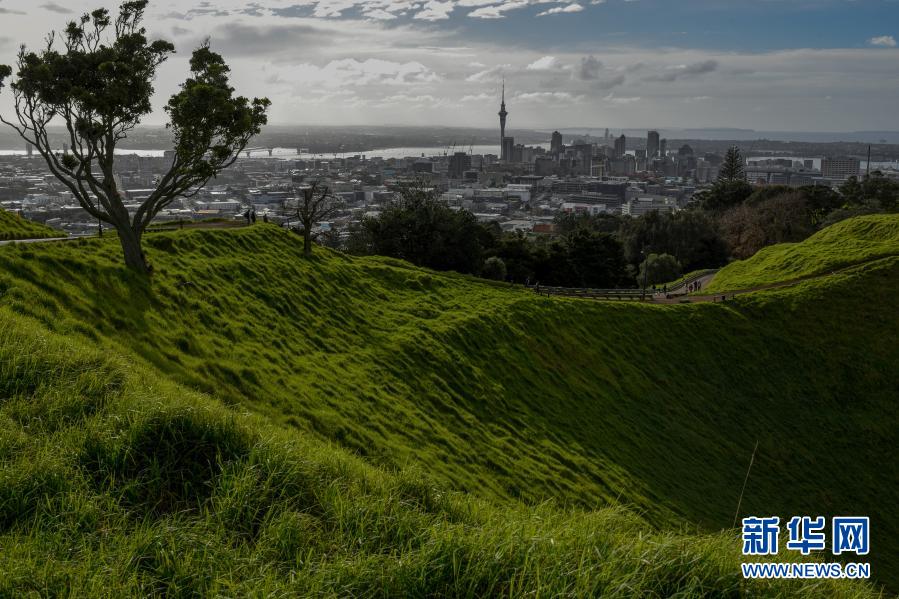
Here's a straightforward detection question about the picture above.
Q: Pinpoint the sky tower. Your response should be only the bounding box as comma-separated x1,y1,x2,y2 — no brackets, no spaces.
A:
498,80,508,161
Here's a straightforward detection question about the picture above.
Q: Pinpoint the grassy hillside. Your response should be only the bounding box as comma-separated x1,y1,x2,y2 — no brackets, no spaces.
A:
0,209,64,240
0,310,872,596
0,225,895,594
706,213,899,292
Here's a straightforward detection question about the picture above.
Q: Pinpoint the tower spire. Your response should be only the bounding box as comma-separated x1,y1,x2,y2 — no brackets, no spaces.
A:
498,79,508,161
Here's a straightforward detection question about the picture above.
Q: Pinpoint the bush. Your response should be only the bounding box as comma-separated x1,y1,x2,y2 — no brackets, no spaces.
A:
481,257,507,281
637,253,681,287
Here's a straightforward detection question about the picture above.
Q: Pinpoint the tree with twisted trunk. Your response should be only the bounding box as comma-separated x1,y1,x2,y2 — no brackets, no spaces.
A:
0,1,269,274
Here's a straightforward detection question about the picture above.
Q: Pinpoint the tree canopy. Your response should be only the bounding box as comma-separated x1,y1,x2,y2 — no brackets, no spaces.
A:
0,1,269,273
718,146,745,182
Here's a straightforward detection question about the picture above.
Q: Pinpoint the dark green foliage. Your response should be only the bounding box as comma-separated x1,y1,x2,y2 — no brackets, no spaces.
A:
840,171,899,211
696,179,754,212
637,253,681,286
480,256,506,281
619,209,728,271
354,183,487,274
488,229,630,287
554,211,622,236
718,145,745,182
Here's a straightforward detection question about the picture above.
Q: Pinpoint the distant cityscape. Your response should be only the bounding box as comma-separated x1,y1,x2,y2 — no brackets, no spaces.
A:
2,89,899,241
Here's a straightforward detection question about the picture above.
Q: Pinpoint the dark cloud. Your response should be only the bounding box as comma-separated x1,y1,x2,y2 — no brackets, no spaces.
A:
204,22,332,58
644,59,718,82
578,55,602,80
39,2,71,13
592,73,625,90
0,7,26,14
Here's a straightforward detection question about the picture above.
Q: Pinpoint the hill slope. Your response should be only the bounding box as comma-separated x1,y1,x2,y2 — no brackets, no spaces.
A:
0,209,64,240
706,213,899,292
0,306,873,596
0,225,896,593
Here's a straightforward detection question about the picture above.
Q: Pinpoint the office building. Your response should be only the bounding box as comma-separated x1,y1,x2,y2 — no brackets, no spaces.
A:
550,131,563,154
614,134,626,159
647,131,660,159
821,157,860,179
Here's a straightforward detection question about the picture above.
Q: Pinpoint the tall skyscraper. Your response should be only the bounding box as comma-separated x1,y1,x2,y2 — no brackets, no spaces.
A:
647,131,660,159
502,137,515,163
660,138,667,158
614,134,626,159
498,81,508,161
550,131,563,154
448,152,472,179
25,142,33,158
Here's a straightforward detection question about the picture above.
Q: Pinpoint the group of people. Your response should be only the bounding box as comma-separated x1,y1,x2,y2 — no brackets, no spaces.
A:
243,209,269,225
686,280,703,293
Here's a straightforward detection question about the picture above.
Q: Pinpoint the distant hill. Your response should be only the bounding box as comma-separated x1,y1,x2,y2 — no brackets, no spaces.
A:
0,224,894,594
706,214,899,293
0,209,64,241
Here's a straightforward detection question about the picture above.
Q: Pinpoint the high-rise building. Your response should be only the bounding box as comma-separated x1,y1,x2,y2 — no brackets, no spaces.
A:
659,138,667,158
25,142,33,158
502,137,515,163
498,81,508,161
550,131,563,154
604,128,610,142
448,152,471,179
647,131,660,159
614,134,626,159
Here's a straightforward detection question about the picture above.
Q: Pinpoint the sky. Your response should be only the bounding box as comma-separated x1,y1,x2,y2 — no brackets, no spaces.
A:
0,0,897,132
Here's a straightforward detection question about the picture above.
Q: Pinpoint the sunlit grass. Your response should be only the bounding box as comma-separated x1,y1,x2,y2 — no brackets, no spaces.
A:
0,219,895,594
706,213,899,292
0,209,64,240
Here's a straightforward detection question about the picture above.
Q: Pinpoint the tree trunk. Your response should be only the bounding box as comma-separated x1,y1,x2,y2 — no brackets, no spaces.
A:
303,229,312,257
115,221,150,274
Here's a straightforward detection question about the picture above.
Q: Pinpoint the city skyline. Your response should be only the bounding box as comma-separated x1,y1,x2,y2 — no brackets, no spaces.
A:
0,0,898,131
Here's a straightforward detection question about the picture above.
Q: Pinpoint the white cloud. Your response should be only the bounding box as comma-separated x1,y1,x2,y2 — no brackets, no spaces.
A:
467,0,529,19
602,93,640,105
868,35,896,48
515,91,580,103
536,2,583,16
526,56,558,70
414,0,455,20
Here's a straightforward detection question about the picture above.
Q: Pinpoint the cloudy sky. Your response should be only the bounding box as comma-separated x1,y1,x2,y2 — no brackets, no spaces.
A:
0,0,897,131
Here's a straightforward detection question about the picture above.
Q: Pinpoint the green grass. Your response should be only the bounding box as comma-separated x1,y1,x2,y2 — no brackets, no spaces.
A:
0,222,895,595
706,213,899,293
0,209,64,240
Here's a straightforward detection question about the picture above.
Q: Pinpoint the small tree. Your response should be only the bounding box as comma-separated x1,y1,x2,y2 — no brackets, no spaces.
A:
481,256,507,281
637,253,681,287
0,1,269,273
292,182,341,257
718,146,745,182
